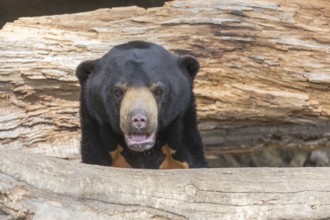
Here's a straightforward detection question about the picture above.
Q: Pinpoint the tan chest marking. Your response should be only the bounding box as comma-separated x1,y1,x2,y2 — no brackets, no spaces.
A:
159,145,189,169
109,146,131,168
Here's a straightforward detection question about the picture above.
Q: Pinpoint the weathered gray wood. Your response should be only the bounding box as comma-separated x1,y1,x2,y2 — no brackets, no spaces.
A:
0,0,330,159
0,149,330,219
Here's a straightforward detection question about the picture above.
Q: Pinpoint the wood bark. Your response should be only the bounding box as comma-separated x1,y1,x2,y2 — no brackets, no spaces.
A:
0,0,330,160
0,149,330,219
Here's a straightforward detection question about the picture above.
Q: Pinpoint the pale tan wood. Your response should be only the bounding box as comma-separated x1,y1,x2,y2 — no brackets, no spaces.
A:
0,0,329,159
1,149,330,219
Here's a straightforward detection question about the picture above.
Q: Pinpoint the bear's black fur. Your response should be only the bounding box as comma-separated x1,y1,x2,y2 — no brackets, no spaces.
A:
76,41,208,168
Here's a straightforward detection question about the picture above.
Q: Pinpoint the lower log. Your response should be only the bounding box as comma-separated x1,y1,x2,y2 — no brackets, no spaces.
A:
1,150,329,219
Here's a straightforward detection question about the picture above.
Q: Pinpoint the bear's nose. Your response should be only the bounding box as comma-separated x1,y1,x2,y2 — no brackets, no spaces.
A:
131,111,149,130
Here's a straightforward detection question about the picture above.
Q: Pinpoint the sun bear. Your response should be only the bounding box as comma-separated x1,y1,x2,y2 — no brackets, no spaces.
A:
76,41,208,169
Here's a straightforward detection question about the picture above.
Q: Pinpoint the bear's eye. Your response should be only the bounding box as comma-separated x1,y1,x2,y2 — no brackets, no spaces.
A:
153,87,163,98
113,87,124,99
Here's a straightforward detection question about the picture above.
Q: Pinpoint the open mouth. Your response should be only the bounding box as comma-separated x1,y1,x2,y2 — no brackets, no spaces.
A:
124,132,156,152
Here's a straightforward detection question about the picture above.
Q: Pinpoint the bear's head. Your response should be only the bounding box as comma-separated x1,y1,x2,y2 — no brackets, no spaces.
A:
76,41,199,152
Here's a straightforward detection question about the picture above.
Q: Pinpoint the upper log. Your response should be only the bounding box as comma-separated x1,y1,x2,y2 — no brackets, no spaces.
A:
1,149,330,219
0,0,330,158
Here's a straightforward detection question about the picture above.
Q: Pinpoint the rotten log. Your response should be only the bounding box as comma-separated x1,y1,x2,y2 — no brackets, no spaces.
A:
0,0,330,162
1,149,330,219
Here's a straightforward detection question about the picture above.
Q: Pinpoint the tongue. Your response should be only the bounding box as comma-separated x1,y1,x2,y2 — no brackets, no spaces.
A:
130,134,148,142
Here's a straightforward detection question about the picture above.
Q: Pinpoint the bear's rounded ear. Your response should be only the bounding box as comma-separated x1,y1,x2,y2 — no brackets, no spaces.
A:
76,59,98,83
179,55,200,79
